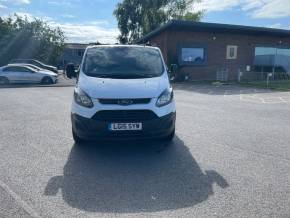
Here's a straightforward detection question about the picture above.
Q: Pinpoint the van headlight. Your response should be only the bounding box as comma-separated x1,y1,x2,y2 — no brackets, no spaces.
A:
156,88,174,107
74,87,94,108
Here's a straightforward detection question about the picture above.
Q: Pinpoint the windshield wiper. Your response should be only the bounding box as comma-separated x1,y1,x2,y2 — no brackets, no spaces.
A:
99,74,143,79
88,74,112,78
112,74,157,79
133,73,159,78
110,74,143,79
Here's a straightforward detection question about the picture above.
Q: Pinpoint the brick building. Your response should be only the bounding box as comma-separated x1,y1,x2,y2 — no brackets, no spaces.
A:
59,43,88,69
137,20,290,81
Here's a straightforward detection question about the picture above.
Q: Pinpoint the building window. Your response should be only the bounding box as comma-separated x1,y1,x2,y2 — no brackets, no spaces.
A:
254,46,290,74
226,45,238,59
179,46,206,65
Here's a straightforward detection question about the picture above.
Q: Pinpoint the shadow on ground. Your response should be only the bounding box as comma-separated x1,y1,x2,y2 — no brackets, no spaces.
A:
44,136,229,213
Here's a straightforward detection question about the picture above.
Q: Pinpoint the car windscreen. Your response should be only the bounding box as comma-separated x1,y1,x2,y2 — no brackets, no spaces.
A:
82,47,164,79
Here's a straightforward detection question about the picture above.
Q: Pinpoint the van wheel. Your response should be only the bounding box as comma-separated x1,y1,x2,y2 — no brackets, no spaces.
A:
72,129,87,146
0,77,9,85
41,77,53,85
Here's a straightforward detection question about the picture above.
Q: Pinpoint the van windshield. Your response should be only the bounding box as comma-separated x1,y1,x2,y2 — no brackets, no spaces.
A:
82,47,164,79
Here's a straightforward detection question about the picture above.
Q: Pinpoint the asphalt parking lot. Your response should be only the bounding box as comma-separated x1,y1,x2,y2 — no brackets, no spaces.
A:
1,83,290,218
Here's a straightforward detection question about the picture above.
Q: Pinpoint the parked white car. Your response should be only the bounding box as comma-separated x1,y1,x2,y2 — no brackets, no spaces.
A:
0,65,57,85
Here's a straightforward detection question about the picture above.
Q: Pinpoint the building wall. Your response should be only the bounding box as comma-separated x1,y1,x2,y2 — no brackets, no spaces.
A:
149,31,169,64
148,29,290,80
62,48,85,67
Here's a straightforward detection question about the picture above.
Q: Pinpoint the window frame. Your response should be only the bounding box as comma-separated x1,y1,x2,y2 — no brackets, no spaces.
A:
253,44,290,74
254,45,290,63
178,43,208,66
226,45,238,59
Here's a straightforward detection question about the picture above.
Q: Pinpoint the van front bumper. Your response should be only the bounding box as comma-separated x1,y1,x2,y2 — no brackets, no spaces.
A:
71,112,176,140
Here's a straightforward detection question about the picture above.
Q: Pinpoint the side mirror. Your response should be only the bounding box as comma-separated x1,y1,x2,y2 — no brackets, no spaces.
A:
169,64,178,81
65,63,77,79
170,64,178,73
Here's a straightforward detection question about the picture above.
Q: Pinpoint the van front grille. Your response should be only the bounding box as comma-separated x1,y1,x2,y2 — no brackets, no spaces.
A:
91,110,158,122
98,98,151,105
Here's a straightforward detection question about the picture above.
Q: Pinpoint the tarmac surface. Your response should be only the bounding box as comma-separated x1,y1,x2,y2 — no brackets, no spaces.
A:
0,83,290,217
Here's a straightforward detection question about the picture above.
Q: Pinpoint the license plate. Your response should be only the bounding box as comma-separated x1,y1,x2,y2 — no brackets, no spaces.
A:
109,123,142,131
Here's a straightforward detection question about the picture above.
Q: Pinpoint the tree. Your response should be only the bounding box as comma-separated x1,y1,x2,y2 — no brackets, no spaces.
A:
0,14,65,66
114,0,203,43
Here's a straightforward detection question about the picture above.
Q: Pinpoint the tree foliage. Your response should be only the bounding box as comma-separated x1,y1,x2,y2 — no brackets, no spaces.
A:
114,0,203,43
0,14,65,66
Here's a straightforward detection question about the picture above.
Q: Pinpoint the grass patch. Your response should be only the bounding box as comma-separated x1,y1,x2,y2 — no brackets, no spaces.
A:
240,80,290,91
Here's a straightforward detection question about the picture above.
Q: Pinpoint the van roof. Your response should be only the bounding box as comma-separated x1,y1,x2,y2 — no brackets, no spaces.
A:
86,44,159,50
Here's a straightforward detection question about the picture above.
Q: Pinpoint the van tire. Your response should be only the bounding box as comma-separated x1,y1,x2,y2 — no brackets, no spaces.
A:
41,77,53,85
0,77,9,85
72,130,87,146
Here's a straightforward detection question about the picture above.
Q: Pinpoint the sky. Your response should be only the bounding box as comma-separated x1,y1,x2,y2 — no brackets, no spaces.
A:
0,0,290,44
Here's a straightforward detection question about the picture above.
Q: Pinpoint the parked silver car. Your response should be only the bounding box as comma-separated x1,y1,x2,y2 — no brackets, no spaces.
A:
10,59,58,74
7,63,55,73
0,65,57,85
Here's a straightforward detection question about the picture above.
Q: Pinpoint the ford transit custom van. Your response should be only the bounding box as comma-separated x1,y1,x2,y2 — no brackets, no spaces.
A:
71,45,176,143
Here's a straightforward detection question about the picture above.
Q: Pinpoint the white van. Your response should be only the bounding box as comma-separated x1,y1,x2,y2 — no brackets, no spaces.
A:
71,45,176,144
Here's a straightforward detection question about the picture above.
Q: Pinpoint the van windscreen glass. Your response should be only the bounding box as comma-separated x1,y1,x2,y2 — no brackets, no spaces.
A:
82,47,164,79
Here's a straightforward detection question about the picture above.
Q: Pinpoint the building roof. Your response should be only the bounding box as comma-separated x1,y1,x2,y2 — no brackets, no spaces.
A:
65,43,89,49
136,20,290,43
